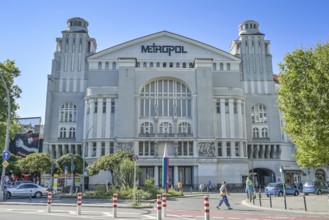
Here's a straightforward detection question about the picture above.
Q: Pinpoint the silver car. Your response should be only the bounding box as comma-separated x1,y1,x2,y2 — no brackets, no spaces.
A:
6,183,48,199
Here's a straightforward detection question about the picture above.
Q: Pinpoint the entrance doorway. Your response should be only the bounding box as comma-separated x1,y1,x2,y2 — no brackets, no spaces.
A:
249,168,275,188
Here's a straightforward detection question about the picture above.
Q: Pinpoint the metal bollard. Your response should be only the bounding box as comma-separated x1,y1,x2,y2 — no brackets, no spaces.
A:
204,195,210,220
303,195,307,211
269,194,272,208
258,190,262,207
29,190,32,202
162,193,167,217
156,194,161,220
113,193,118,218
47,192,52,213
252,192,255,205
283,195,287,210
77,192,82,215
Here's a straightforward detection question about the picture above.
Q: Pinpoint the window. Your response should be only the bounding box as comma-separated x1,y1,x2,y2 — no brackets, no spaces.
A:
251,104,267,123
213,63,216,70
103,99,106,113
227,63,231,71
112,62,116,70
261,127,268,138
235,142,240,156
234,100,238,113
59,103,77,122
216,100,220,113
225,99,229,113
176,62,180,68
253,127,259,138
178,122,191,134
177,141,193,156
141,122,154,134
189,63,193,68
163,62,166,68
150,62,153,67
182,63,186,68
169,62,173,68
139,141,155,156
220,63,223,71
136,62,140,67
105,62,109,70
92,142,97,157
101,142,105,156
98,62,102,70
109,142,114,154
143,62,147,67
69,127,75,138
226,142,231,157
156,62,160,67
60,127,66,138
140,79,192,118
159,122,172,134
94,99,98,113
217,142,222,157
111,100,115,113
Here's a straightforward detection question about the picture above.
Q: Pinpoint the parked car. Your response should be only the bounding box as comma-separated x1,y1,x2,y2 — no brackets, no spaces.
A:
303,180,329,195
6,183,48,199
265,182,299,197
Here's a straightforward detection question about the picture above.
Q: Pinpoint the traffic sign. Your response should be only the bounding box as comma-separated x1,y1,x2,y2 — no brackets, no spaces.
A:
2,151,10,160
2,160,9,168
133,155,139,161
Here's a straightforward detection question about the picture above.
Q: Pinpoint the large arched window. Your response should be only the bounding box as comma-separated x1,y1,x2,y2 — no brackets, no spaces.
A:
140,79,192,118
253,127,259,138
59,103,77,122
69,127,76,138
60,127,66,138
159,122,172,134
141,122,153,134
261,127,268,138
251,104,267,123
178,122,191,134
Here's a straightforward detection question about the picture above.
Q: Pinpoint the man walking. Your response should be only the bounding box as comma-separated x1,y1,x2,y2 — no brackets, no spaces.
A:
216,181,233,210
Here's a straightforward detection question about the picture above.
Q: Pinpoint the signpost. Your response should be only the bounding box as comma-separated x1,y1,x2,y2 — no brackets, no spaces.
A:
133,155,138,204
2,151,10,160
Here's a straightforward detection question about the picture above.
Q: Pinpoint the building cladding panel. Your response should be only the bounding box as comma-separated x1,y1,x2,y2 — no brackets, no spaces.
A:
44,18,313,188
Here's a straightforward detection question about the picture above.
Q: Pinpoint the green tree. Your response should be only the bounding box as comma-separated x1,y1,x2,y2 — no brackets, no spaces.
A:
0,154,22,176
55,153,84,174
16,153,51,184
0,60,22,152
87,150,134,185
278,43,329,168
112,158,142,188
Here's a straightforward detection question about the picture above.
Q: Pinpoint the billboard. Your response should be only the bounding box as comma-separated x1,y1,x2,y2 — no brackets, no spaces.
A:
9,117,43,157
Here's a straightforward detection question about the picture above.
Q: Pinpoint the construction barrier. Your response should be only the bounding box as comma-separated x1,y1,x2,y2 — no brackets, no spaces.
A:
204,195,210,220
162,193,167,217
47,192,52,213
113,193,118,218
77,192,82,215
156,194,161,220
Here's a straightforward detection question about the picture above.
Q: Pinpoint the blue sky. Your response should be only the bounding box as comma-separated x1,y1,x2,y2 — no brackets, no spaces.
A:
0,0,328,122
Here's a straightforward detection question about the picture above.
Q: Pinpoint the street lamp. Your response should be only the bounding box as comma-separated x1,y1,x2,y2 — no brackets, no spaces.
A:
0,71,11,201
81,125,94,194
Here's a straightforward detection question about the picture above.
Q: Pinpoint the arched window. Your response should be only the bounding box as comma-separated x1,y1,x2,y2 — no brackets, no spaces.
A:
143,62,147,67
261,127,268,138
189,63,193,68
150,62,153,68
227,63,231,71
141,122,153,134
159,122,172,134
251,104,267,123
163,62,167,68
60,127,66,138
98,62,102,70
112,62,116,70
182,63,186,68
213,63,217,70
140,79,192,118
178,122,191,134
253,127,259,138
176,62,180,68
156,62,160,67
220,63,224,71
105,62,109,70
69,127,76,138
59,103,77,122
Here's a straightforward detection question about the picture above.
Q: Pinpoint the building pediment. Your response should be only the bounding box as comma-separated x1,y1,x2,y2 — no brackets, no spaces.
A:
88,31,240,63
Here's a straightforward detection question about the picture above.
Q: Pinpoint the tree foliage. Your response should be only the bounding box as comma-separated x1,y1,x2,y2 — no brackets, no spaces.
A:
16,153,51,184
0,154,22,176
278,43,329,168
112,158,142,188
55,153,85,174
87,150,134,185
0,60,22,151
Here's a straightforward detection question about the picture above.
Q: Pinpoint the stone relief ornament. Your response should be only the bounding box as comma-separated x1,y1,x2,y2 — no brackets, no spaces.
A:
198,142,215,157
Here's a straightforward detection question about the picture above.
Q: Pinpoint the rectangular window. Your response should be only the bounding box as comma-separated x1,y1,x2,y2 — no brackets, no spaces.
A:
103,99,106,113
94,100,98,113
101,142,105,156
235,142,240,156
226,142,231,157
217,142,222,157
225,99,229,113
109,142,114,154
216,100,220,113
111,100,115,113
139,142,143,156
178,141,193,156
92,142,97,157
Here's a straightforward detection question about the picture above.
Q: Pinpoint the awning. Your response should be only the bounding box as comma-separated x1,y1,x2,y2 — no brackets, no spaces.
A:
281,162,302,172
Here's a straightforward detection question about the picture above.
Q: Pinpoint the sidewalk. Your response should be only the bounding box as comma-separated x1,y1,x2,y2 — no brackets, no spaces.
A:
242,193,329,215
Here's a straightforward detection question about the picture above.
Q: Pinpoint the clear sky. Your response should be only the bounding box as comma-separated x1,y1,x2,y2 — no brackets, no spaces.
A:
0,0,328,123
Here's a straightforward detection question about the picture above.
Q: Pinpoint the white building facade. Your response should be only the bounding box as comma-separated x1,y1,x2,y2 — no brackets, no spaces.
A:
43,17,328,189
